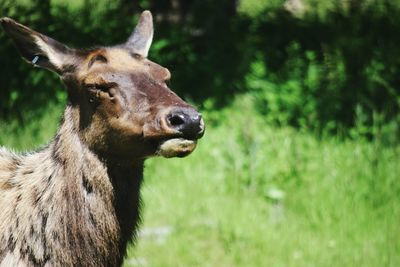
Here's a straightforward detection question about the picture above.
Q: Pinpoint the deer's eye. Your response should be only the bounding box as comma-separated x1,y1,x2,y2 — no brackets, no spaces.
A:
86,82,117,100
132,53,143,60
86,82,115,91
93,54,107,63
88,54,108,68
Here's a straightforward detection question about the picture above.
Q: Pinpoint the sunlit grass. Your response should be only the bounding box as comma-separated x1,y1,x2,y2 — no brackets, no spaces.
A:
126,96,400,267
0,97,399,266
0,103,63,151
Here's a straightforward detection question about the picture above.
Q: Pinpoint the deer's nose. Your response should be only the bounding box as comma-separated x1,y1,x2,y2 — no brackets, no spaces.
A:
166,108,205,140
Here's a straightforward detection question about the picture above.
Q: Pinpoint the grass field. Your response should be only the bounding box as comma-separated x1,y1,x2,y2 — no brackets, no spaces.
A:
0,96,399,267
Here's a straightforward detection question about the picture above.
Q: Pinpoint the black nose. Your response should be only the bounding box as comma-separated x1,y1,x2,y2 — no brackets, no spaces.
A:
166,108,205,139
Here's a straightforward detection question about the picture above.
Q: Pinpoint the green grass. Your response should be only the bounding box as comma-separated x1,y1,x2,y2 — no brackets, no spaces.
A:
0,103,63,151
0,97,399,267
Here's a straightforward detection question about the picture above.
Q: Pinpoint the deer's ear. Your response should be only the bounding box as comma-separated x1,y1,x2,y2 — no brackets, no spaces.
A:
126,10,153,58
0,17,77,74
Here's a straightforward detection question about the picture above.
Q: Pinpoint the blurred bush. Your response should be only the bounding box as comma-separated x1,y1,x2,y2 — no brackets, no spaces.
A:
246,0,400,140
0,0,399,140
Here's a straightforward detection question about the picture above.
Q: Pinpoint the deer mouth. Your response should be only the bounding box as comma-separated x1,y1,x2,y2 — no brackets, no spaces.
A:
157,138,197,158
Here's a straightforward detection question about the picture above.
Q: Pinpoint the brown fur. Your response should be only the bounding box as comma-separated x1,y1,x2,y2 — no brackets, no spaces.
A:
0,11,204,267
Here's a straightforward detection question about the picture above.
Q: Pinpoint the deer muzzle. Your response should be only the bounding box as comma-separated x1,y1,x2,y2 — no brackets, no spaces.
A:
157,107,205,158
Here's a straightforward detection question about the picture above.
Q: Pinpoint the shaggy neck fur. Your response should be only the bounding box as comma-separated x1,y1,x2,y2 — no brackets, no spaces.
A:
0,105,144,266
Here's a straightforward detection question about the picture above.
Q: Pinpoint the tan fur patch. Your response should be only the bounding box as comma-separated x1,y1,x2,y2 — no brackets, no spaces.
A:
78,48,148,82
106,49,142,71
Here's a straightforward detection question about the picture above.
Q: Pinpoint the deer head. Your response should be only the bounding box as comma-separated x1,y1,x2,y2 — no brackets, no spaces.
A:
0,11,205,160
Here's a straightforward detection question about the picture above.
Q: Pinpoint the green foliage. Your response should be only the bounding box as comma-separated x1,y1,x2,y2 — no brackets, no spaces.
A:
243,1,400,138
238,0,283,16
128,96,400,266
246,47,321,128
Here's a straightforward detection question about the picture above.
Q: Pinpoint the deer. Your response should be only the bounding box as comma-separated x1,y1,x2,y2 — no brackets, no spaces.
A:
0,10,204,267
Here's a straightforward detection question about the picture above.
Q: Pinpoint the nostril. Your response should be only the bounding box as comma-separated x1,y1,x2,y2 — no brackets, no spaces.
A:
166,108,204,139
168,114,186,127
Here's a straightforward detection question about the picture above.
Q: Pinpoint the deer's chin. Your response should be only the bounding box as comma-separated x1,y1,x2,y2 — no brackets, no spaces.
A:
157,138,197,158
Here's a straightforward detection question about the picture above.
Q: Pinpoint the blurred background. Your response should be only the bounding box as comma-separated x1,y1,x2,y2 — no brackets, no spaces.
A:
0,0,399,266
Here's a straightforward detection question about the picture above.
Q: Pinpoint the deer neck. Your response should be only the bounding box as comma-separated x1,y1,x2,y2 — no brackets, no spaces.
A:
51,104,145,261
